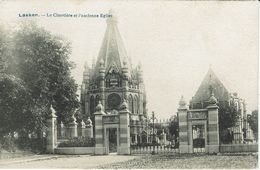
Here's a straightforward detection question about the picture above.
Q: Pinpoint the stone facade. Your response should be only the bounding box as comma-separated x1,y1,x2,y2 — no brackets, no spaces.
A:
80,12,147,144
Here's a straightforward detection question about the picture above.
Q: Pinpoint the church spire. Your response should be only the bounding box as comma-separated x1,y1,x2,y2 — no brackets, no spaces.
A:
106,9,117,25
93,10,131,78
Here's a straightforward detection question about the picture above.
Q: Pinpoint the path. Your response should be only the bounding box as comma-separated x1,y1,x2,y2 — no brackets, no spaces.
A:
0,154,140,168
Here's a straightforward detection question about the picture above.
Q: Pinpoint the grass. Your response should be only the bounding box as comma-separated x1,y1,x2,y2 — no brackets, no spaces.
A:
99,153,258,169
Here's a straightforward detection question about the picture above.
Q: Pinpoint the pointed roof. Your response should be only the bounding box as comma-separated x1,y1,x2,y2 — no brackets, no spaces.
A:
93,10,131,77
191,68,230,103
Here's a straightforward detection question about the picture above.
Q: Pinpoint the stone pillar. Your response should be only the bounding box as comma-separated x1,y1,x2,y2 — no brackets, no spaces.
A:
68,114,78,138
178,96,191,153
46,105,57,154
122,59,129,99
118,100,131,155
85,117,93,138
94,102,106,155
207,93,220,153
99,59,106,109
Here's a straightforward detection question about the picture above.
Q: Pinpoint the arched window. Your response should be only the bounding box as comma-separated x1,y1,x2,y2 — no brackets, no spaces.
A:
89,96,95,115
134,96,138,114
135,96,139,114
107,93,121,110
128,95,134,113
95,95,100,107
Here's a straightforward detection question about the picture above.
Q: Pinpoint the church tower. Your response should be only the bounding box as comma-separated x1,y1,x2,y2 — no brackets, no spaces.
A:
80,11,147,144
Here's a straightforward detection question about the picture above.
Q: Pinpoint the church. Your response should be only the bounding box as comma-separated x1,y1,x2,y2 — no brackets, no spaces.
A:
189,68,253,144
80,12,148,144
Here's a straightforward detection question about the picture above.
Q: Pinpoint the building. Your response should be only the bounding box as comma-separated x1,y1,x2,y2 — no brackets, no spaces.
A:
189,67,253,143
80,12,147,144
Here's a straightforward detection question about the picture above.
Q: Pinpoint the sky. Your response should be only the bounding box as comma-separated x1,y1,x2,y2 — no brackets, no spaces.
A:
0,0,258,119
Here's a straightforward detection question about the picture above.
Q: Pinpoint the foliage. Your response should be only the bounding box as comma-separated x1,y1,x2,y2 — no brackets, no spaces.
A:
247,110,258,139
218,101,239,142
168,115,178,137
12,22,80,125
168,115,179,143
0,135,16,152
0,135,46,153
15,137,46,152
58,137,95,147
0,22,80,140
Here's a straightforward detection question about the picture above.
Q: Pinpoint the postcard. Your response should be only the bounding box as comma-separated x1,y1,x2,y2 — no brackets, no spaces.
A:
0,0,258,169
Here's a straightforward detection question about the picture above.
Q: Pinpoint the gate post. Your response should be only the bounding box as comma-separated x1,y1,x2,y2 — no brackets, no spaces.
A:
94,101,106,155
207,93,220,153
46,105,57,154
178,96,191,153
118,100,131,155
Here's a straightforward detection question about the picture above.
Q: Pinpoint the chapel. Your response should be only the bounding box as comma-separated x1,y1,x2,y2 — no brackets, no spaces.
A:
80,11,147,144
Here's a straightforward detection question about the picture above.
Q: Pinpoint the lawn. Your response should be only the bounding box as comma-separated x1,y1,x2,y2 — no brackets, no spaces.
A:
99,153,258,169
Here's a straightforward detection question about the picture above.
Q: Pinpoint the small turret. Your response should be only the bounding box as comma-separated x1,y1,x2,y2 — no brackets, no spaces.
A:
122,58,129,80
83,61,90,84
137,62,143,83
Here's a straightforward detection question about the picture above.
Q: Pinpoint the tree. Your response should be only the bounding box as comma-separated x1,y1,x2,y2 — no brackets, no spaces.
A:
247,110,258,140
0,21,80,138
0,25,39,140
13,22,80,126
218,100,239,143
168,115,179,138
168,115,179,147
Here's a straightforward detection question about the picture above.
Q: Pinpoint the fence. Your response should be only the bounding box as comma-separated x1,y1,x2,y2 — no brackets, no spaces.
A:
130,145,179,154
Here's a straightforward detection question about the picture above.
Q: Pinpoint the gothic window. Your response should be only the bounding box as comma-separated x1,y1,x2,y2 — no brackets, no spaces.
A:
134,96,139,114
128,95,134,113
95,95,100,107
107,93,121,110
89,95,95,115
134,96,138,114
105,70,122,88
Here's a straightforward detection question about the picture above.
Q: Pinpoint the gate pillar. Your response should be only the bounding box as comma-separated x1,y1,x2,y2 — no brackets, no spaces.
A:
118,100,131,155
207,93,220,153
46,105,57,154
178,96,192,153
94,101,107,155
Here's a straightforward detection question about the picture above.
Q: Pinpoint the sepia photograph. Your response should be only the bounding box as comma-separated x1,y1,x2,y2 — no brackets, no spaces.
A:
0,0,258,169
